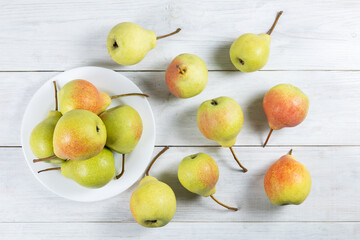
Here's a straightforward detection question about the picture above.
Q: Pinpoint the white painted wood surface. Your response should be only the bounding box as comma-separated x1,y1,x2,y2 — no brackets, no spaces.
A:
0,0,359,239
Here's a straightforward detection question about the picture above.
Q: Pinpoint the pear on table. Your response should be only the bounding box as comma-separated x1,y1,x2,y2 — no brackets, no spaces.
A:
130,147,176,228
38,148,115,189
30,81,65,164
262,84,310,147
178,153,238,211
100,105,143,179
53,109,107,160
197,96,247,172
264,149,311,205
107,22,181,65
165,53,208,98
230,11,283,72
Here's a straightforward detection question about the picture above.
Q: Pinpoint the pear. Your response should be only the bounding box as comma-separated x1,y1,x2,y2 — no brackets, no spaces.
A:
178,153,237,211
229,11,283,72
107,22,181,65
264,149,311,205
59,79,149,115
30,81,65,164
59,79,111,115
130,146,176,228
53,109,107,160
130,176,176,228
165,53,208,98
100,105,143,154
38,148,115,189
262,84,310,147
197,96,247,172
100,105,143,179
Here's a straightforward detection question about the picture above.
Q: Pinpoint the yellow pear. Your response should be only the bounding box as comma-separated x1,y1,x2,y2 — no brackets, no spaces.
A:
107,22,181,65
230,11,283,72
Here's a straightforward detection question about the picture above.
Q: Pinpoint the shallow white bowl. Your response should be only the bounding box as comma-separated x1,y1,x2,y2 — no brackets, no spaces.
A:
21,66,155,202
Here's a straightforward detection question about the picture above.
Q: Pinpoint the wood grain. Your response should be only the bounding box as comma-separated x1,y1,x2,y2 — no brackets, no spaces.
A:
1,147,359,222
0,0,359,70
3,71,359,146
0,222,359,239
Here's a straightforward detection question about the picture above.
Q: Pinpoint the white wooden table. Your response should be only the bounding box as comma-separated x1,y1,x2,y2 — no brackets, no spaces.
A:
1,0,359,239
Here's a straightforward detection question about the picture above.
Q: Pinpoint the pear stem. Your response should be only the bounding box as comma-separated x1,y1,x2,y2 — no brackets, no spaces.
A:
229,147,248,173
263,128,273,148
176,65,185,74
38,167,61,174
116,154,125,179
110,93,149,99
145,146,170,176
53,81,58,111
267,11,283,35
210,195,238,211
156,28,181,40
33,155,58,163
289,149,293,155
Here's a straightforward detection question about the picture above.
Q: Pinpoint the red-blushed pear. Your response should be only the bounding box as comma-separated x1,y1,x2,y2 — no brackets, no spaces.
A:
59,79,111,115
53,109,106,160
99,105,143,179
263,84,309,147
197,96,247,172
59,79,149,115
37,148,115,189
264,149,311,205
130,147,176,228
165,53,208,98
178,153,237,211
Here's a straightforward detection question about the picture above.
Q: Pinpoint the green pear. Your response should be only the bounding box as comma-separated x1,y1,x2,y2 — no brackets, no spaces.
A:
100,105,142,154
178,153,237,211
130,176,176,228
229,11,283,72
30,111,65,164
197,97,247,172
53,109,107,160
178,153,218,197
107,22,181,65
38,148,115,189
30,81,65,164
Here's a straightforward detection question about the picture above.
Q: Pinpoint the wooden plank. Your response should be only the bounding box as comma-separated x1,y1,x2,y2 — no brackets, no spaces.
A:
0,0,360,70
0,222,359,239
2,71,360,146
1,147,359,222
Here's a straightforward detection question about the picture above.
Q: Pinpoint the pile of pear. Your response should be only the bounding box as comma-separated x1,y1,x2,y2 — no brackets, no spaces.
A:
30,79,145,188
102,10,314,229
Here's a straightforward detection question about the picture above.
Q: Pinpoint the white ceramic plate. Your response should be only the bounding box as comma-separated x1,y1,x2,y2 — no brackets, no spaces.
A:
21,66,156,202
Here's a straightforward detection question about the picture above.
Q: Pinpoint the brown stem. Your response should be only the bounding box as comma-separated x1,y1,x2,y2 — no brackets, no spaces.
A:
263,128,273,148
210,195,238,211
116,154,125,179
229,147,248,172
53,81,58,111
176,65,185,74
38,167,61,174
110,93,149,99
289,149,293,155
145,146,170,176
267,11,283,35
156,28,181,40
33,155,58,163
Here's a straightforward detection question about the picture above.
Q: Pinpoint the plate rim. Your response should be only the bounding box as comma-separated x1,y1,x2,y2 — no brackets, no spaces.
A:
20,66,156,202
